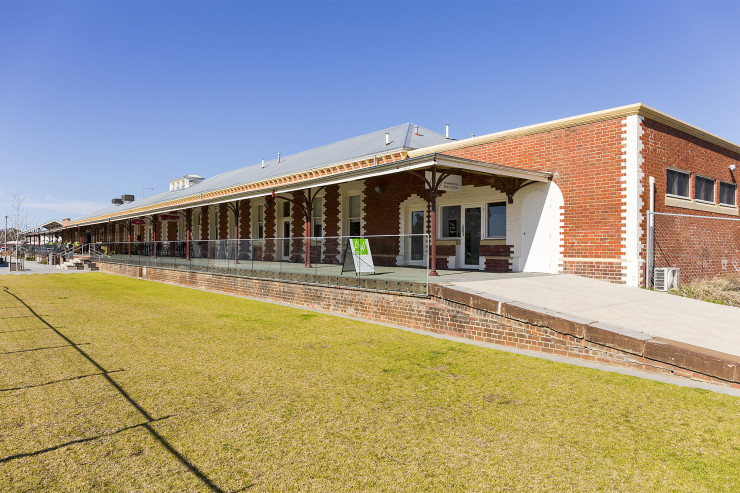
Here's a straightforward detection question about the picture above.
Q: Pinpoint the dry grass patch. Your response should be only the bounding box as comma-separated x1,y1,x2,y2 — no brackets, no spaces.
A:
672,274,740,307
0,273,739,492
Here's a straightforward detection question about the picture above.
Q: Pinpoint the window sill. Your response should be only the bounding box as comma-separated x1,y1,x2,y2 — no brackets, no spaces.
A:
664,195,739,216
666,193,691,200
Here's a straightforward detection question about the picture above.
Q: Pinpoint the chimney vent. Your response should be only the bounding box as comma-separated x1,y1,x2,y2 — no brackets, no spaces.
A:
445,123,449,139
385,132,390,146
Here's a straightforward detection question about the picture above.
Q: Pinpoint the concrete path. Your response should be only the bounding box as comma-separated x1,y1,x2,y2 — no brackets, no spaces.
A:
435,273,740,357
0,260,91,276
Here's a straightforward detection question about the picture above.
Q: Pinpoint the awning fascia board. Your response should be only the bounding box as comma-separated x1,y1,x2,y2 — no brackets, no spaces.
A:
66,154,552,227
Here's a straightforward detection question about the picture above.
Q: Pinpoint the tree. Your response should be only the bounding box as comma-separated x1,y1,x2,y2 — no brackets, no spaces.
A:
4,193,33,259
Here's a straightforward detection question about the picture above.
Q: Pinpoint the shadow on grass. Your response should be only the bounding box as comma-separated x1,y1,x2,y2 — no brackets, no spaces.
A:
0,343,90,355
0,369,125,392
2,286,231,493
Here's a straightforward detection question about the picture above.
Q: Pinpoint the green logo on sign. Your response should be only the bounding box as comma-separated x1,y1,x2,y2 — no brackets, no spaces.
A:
352,238,368,255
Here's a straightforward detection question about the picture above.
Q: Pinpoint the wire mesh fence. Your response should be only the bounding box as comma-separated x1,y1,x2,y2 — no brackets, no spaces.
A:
647,211,740,288
87,234,430,295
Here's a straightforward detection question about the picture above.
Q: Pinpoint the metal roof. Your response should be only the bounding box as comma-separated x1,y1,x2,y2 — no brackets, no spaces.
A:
24,219,63,234
72,123,451,222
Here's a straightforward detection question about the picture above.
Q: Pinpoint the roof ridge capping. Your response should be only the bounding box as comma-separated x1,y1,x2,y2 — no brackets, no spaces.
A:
407,103,740,157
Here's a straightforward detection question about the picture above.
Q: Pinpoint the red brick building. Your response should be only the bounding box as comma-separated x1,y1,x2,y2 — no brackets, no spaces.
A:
59,104,739,286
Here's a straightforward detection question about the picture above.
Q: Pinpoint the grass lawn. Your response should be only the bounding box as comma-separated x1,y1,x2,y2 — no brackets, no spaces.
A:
1,273,739,492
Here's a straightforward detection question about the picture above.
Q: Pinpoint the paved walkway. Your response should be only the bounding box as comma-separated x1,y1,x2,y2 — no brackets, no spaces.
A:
433,273,740,357
0,260,90,276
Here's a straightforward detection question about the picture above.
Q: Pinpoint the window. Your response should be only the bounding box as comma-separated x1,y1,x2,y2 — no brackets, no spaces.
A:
312,197,323,237
720,182,737,206
282,201,291,218
440,205,461,238
411,211,425,261
487,202,506,238
695,176,715,203
348,195,361,236
667,169,690,197
257,205,264,239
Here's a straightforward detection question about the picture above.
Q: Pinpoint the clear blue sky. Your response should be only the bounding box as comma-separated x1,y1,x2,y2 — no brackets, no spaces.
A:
1,0,739,226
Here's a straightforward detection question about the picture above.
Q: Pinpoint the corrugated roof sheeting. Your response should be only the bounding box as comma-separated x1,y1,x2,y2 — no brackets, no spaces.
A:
73,123,451,222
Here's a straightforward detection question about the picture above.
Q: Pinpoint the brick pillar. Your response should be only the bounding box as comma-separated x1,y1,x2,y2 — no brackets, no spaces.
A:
263,198,276,261
200,206,209,240
291,192,304,263
238,199,251,260
219,203,229,239
323,185,340,263
239,199,251,239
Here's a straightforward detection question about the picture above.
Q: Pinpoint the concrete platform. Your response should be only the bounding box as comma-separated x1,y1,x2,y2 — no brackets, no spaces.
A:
434,273,739,358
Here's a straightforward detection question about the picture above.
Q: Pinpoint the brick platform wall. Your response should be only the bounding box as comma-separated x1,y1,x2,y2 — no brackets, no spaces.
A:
96,263,739,388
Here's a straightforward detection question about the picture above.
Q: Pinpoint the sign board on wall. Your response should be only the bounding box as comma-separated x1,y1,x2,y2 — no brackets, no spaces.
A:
131,219,145,225
341,238,375,274
425,172,461,192
159,214,180,222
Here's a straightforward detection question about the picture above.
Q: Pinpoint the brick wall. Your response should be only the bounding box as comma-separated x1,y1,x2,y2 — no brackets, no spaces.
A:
263,198,276,261
444,120,626,283
200,205,209,241
641,119,740,283
238,199,250,239
323,185,340,263
95,263,739,388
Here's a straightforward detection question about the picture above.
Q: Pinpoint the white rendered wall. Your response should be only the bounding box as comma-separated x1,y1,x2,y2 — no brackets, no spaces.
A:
621,115,645,287
509,181,564,273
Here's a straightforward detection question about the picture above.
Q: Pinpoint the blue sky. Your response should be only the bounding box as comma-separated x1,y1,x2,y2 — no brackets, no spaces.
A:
1,0,739,226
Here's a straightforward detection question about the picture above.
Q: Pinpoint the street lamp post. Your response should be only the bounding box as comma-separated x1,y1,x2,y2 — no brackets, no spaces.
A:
3,216,7,263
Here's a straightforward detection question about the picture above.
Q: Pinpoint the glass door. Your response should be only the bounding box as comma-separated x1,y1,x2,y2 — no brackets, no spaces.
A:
410,210,425,262
463,207,481,268
282,219,291,259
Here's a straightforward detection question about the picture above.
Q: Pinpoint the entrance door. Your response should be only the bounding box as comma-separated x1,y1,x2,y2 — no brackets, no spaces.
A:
521,190,548,272
463,207,481,268
282,220,291,259
410,210,425,262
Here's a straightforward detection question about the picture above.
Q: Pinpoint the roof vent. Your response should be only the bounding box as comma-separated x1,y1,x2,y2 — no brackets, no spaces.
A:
445,123,450,139
168,174,203,192
414,125,419,136
112,198,124,205
385,132,390,146
121,194,135,202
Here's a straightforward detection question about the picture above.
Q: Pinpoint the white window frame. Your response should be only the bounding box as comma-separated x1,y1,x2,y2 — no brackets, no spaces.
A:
719,181,737,207
255,204,264,239
485,201,507,239
695,175,715,204
666,168,691,199
347,194,362,237
312,196,323,238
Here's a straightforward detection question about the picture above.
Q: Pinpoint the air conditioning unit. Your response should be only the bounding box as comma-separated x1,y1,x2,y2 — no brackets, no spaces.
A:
654,267,680,291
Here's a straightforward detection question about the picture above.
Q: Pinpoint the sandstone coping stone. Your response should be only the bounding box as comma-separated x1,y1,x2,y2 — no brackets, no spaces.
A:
644,337,740,383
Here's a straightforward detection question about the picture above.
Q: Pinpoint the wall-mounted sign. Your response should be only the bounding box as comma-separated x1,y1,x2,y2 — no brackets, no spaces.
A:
425,172,462,192
159,214,180,222
131,219,145,225
341,238,375,274
447,219,458,237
